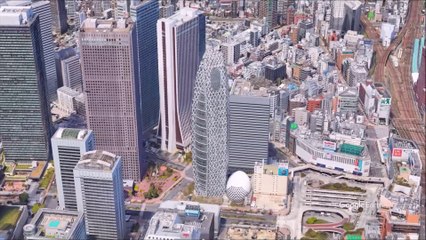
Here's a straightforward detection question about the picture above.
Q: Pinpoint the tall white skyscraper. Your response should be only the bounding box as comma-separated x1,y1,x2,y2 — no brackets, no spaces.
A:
192,47,229,197
330,1,345,30
74,150,126,240
157,7,206,152
51,128,94,211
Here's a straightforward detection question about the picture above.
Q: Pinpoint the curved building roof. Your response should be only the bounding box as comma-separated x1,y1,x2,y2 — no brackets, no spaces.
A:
75,150,119,171
226,171,251,192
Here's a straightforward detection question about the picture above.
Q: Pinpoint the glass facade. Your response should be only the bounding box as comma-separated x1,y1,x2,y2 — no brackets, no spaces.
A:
0,14,52,162
130,0,160,134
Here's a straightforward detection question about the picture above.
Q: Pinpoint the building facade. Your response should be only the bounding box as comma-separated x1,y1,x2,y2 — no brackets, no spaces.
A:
259,0,277,29
79,19,145,180
51,128,94,211
295,137,371,176
74,150,126,240
50,0,67,34
61,54,83,92
0,6,52,162
157,8,206,152
221,41,240,65
192,48,229,197
228,95,270,173
31,1,58,102
130,0,160,134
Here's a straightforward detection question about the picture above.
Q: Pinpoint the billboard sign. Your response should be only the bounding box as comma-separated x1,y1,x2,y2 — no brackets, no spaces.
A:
392,148,402,157
323,140,337,151
278,163,289,176
380,98,391,106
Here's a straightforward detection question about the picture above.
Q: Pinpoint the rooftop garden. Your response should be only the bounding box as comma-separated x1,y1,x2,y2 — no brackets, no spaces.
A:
15,164,32,171
301,229,328,240
29,161,47,180
306,217,329,224
39,168,54,189
394,177,411,187
0,206,21,231
320,183,366,193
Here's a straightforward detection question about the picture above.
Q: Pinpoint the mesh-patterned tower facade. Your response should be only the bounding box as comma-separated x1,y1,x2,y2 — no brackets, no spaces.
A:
192,48,229,197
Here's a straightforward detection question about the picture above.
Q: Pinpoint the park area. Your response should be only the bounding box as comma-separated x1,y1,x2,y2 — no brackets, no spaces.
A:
129,164,181,203
2,181,25,192
0,206,21,231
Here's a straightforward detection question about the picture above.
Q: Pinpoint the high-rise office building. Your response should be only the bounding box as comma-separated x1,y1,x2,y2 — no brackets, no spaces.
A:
31,1,58,102
259,0,277,29
228,81,270,174
331,0,362,32
74,150,126,240
65,0,77,21
61,53,83,92
343,1,362,33
91,0,112,16
50,0,67,34
277,0,294,25
130,0,160,134
157,8,206,152
116,0,129,18
79,18,145,180
221,41,241,65
192,48,229,197
0,6,52,162
52,128,94,211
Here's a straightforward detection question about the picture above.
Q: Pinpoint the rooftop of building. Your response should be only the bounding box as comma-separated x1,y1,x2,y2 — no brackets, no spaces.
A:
26,208,83,240
159,201,220,216
295,127,369,158
80,18,132,32
230,78,275,97
0,6,32,26
162,7,202,26
344,0,362,9
75,150,119,171
52,128,90,141
0,205,24,232
339,87,358,97
145,206,215,239
57,86,79,98
254,161,289,176
381,190,421,223
391,137,417,150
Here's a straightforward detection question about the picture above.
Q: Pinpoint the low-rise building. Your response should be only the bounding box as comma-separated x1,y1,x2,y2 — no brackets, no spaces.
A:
23,209,85,240
252,161,289,196
145,201,221,240
295,131,371,176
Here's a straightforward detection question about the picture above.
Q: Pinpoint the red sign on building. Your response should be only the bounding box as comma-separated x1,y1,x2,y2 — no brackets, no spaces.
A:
392,148,402,157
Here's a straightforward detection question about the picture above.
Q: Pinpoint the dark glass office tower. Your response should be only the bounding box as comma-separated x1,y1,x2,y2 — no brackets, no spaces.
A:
0,6,52,162
130,0,160,134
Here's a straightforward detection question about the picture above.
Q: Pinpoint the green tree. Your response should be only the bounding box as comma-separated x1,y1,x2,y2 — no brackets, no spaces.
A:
306,217,317,224
19,192,29,204
343,222,355,231
144,184,160,199
31,203,45,214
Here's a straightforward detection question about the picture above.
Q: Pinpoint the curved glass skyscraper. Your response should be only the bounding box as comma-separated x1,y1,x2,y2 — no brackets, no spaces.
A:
192,48,229,197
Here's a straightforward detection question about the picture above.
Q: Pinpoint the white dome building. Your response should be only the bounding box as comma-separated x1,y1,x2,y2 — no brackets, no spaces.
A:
226,171,251,202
